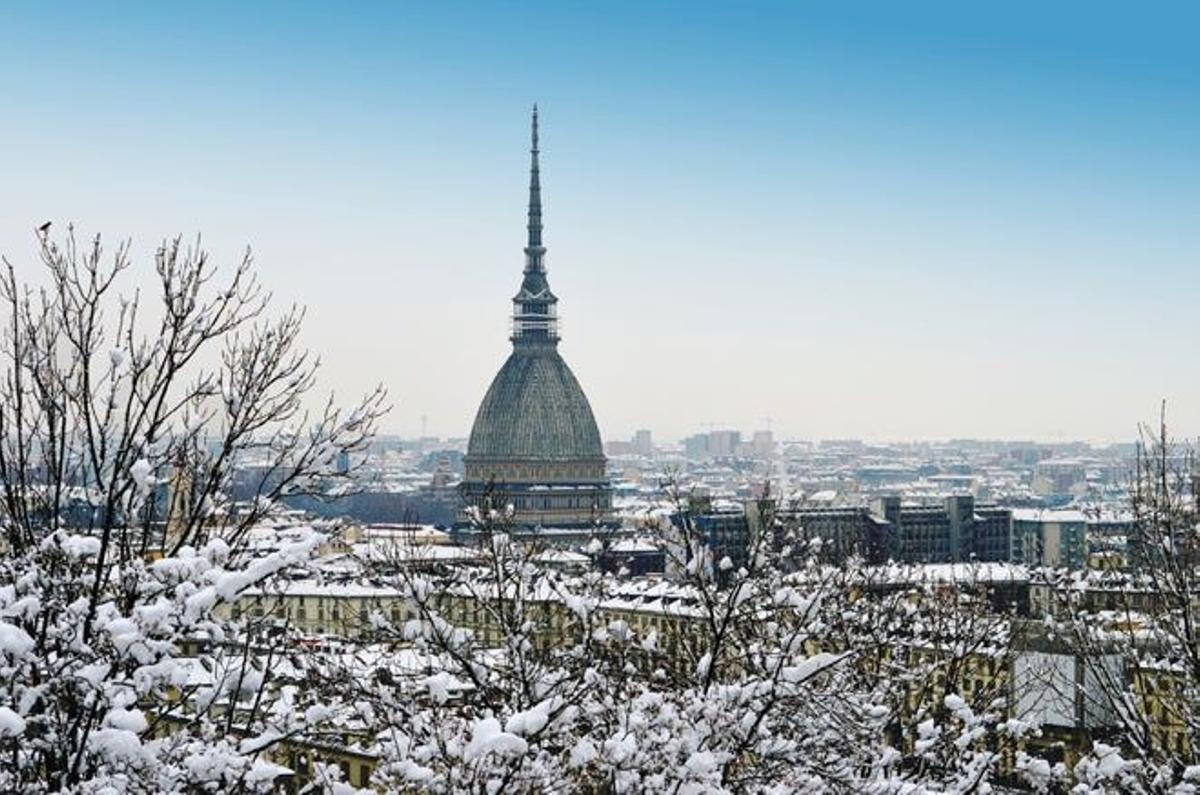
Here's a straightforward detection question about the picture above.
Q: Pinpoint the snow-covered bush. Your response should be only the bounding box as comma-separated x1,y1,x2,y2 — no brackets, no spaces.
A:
0,227,385,791
333,484,1038,792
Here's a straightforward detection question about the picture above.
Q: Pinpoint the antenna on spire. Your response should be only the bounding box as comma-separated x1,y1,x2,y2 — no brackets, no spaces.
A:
526,104,543,258
531,103,539,154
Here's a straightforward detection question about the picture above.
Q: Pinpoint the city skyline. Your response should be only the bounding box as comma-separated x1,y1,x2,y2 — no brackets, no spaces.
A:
1,2,1197,442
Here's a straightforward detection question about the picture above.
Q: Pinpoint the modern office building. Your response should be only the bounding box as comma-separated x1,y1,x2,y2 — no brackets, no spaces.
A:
740,494,1014,565
1011,508,1088,569
873,495,1012,564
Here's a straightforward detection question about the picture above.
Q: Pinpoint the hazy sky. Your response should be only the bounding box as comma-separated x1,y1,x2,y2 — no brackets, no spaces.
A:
1,2,1197,443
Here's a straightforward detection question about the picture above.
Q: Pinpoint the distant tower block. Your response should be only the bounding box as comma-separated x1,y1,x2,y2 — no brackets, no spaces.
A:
459,107,613,529
431,455,455,489
165,452,194,550
634,429,653,457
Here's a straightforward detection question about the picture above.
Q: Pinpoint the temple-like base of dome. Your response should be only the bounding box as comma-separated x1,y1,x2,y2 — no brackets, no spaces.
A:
456,477,614,530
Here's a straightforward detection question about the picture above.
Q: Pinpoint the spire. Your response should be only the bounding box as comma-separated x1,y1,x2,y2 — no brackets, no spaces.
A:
512,104,558,346
525,104,544,270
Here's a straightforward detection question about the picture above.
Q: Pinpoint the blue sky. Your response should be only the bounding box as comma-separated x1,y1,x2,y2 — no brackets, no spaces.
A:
1,2,1197,441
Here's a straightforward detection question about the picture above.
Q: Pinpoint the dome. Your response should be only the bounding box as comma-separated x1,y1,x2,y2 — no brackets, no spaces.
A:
467,346,603,462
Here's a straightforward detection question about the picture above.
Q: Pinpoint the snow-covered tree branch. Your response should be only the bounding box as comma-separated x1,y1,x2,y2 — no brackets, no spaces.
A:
0,225,387,792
